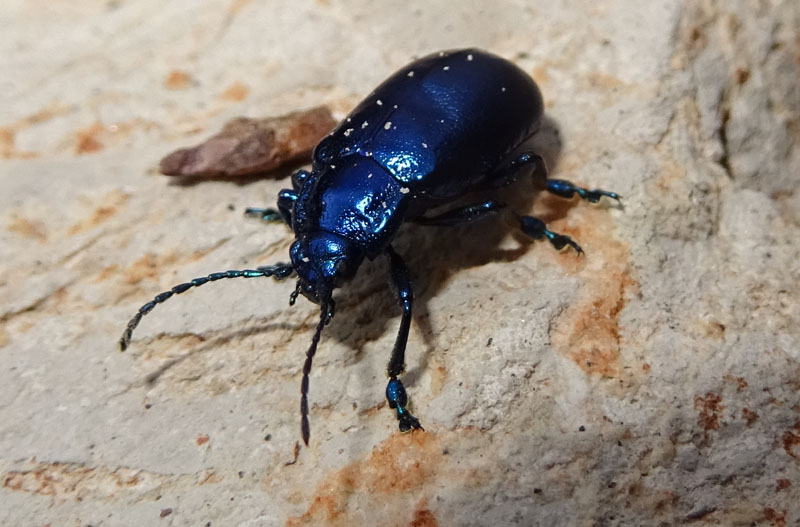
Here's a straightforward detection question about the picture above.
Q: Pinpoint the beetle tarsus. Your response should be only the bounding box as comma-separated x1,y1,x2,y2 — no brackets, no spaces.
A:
397,407,424,433
546,179,622,204
244,207,282,222
386,378,423,433
518,216,584,254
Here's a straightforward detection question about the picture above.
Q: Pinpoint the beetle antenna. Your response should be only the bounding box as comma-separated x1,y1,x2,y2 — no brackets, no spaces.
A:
300,293,332,446
119,264,295,351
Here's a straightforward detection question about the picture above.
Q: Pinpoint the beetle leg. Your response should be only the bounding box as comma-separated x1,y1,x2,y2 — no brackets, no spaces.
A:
244,189,298,226
488,150,548,187
291,169,311,191
510,151,548,186
546,179,622,204
517,215,583,254
384,246,423,433
412,199,581,254
496,152,621,206
414,199,506,226
244,207,281,222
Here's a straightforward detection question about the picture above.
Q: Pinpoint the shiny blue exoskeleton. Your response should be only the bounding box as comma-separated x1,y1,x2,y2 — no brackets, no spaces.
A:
120,49,620,446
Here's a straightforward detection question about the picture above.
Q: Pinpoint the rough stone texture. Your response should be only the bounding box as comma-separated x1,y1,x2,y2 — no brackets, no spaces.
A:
1,1,798,526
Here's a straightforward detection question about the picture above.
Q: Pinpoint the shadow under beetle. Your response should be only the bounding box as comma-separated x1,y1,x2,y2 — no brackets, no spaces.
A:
120,49,620,445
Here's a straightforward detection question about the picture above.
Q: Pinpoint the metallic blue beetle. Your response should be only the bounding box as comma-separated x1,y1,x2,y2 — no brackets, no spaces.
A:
120,49,620,445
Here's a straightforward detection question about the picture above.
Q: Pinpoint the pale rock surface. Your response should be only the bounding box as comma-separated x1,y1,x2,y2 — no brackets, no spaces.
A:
1,1,798,526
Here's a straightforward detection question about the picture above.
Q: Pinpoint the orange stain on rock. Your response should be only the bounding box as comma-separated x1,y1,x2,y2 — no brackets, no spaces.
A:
547,202,636,378
7,214,47,242
584,71,626,91
94,264,119,283
165,70,192,90
0,128,35,159
723,374,748,392
764,508,787,527
694,392,724,431
74,122,106,154
2,463,94,498
781,422,800,459
429,360,448,397
228,0,253,15
220,81,249,101
196,434,210,446
73,119,159,157
286,432,441,527
0,127,13,152
530,66,549,87
411,499,438,527
67,189,129,234
1,100,73,158
126,253,165,285
199,471,223,485
742,408,759,427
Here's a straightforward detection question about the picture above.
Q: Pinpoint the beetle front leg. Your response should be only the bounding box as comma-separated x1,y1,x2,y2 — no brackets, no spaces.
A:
291,168,311,191
244,189,297,226
244,168,309,226
384,246,423,433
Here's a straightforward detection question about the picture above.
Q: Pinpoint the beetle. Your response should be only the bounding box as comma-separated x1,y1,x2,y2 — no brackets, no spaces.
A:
120,48,620,445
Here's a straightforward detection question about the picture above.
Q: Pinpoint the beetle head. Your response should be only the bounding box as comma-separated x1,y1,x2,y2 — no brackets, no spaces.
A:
290,231,364,305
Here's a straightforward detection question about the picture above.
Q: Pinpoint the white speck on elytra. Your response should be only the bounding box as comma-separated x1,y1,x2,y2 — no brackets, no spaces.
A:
501,87,507,92
377,99,383,105
362,121,369,129
422,143,428,148
384,121,392,130
393,104,398,109
467,54,473,61
343,128,354,136
368,173,373,178
443,66,450,71
407,71,414,77
346,117,351,122
400,187,410,194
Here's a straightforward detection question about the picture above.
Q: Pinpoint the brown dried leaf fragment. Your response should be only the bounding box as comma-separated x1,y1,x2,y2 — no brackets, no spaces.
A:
159,105,336,177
